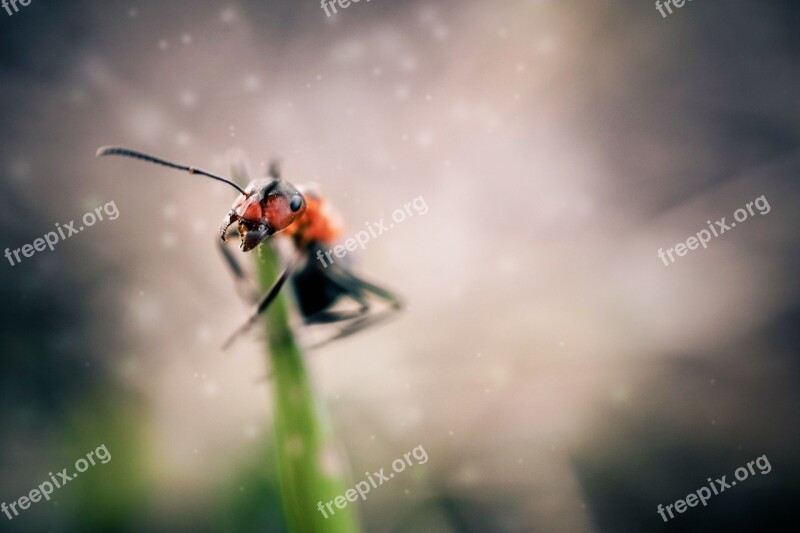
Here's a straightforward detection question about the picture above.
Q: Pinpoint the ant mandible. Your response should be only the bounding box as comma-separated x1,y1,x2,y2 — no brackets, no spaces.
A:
97,147,402,348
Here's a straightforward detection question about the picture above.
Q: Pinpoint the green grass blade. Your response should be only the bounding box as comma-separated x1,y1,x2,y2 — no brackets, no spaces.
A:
254,243,361,533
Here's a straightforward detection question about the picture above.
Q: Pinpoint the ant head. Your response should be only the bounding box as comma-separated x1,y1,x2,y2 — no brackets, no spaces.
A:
95,147,306,252
222,178,307,251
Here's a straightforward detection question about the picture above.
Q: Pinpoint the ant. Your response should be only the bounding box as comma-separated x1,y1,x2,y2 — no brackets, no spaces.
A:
97,147,402,348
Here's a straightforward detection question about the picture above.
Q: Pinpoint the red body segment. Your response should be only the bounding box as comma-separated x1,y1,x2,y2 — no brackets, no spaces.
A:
284,194,342,247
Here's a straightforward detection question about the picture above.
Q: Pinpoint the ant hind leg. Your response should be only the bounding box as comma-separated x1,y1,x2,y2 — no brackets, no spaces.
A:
306,266,403,349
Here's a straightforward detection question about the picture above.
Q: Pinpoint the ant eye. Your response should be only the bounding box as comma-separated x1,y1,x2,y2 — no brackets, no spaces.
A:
289,195,303,212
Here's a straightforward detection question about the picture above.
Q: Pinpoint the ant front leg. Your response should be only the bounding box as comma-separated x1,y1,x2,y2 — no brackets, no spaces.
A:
218,225,260,304
222,250,302,350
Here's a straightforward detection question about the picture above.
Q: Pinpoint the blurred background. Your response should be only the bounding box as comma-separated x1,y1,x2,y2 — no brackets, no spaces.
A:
1,0,799,531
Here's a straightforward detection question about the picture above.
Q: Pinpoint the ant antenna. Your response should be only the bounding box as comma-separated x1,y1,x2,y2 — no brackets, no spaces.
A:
97,146,247,195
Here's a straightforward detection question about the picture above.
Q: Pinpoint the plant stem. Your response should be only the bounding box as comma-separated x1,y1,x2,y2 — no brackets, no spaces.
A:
255,243,361,533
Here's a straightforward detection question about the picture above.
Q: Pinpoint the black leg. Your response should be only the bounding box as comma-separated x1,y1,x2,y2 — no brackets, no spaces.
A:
230,159,251,187
268,159,281,179
218,227,259,303
217,156,254,302
307,310,398,349
304,309,368,325
306,265,403,348
222,251,302,349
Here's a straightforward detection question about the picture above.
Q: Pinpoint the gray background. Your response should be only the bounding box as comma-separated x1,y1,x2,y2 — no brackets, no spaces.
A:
1,0,799,531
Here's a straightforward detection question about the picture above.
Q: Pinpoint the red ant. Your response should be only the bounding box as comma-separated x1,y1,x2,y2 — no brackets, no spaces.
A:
97,147,402,348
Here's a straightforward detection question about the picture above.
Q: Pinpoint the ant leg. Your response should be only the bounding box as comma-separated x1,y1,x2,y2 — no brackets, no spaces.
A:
218,228,259,303
305,309,367,324
222,251,302,349
307,266,402,349
230,159,251,186
216,154,258,302
268,159,281,179
307,308,397,349
335,267,403,311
